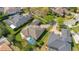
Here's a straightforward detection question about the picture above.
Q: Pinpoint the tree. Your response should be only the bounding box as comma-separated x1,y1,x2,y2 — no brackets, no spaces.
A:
22,7,31,13
7,35,15,42
2,27,10,37
56,17,64,26
0,23,10,36
68,7,77,13
44,15,54,24
56,17,64,31
0,23,10,37
0,29,3,38
30,7,49,17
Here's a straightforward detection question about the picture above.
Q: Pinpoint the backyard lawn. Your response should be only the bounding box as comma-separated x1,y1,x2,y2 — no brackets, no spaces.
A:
72,25,79,33
36,25,52,50
72,39,79,51
15,33,22,42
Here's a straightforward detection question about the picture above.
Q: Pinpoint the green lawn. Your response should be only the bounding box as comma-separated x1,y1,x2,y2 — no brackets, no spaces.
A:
72,38,79,51
41,32,49,42
72,26,79,33
15,33,22,42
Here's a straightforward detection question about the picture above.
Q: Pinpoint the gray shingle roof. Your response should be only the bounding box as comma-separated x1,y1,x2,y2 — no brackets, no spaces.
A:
48,29,72,51
48,39,66,51
48,32,60,45
61,29,72,42
4,14,32,29
31,19,41,25
0,7,4,12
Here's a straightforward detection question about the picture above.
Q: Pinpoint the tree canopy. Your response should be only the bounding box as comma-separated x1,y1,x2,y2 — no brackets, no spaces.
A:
56,17,64,26
44,15,54,23
0,23,10,37
7,35,15,42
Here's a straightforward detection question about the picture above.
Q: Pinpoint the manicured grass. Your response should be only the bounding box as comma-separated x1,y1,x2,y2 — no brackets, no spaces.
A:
15,33,22,42
41,32,49,42
72,38,79,51
72,26,79,33
6,24,15,34
42,26,52,42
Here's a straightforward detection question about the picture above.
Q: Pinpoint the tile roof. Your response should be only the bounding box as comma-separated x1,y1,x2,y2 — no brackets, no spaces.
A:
4,7,22,15
0,43,12,51
21,25,45,40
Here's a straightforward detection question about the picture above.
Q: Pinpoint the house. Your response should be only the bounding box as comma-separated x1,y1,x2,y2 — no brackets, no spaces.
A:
0,36,7,43
50,7,69,16
20,25,45,40
31,19,41,25
61,29,72,43
0,43,12,51
0,36,10,45
40,24,51,29
4,14,32,29
75,14,79,22
48,32,67,51
28,25,45,40
48,29,72,51
4,7,22,15
61,29,72,51
0,7,4,13
64,14,79,28
64,19,76,28
71,31,79,44
0,36,12,51
48,39,67,51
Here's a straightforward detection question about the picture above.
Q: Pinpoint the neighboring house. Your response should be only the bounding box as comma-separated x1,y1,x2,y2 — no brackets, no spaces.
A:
0,7,4,13
4,7,22,15
64,19,76,28
48,29,72,51
75,14,79,20
31,19,41,25
61,29,72,43
75,14,79,22
48,39,67,51
20,25,45,41
48,32,67,51
28,25,45,40
4,14,32,29
71,31,79,44
64,14,79,28
0,36,7,43
0,36,10,45
0,36,12,51
61,29,72,51
50,7,69,16
0,43,12,51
